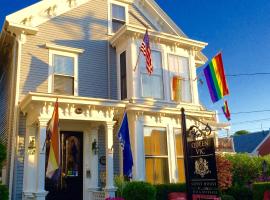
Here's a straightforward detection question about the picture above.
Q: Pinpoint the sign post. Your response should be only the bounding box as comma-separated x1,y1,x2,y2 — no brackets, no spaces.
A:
181,108,219,200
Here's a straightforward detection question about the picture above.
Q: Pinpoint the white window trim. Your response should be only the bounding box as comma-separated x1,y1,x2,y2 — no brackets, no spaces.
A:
108,0,129,35
48,49,79,96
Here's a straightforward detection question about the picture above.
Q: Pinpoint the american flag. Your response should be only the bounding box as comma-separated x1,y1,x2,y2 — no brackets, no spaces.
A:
140,30,153,75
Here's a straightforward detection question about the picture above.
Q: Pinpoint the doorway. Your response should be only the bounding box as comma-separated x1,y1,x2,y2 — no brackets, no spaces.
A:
46,131,83,200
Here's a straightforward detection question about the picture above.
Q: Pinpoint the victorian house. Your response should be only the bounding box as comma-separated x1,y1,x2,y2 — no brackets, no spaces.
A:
0,0,217,199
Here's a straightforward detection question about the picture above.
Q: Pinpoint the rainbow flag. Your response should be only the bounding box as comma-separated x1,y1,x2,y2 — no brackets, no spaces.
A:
204,53,229,103
46,100,61,181
172,76,182,102
222,100,231,121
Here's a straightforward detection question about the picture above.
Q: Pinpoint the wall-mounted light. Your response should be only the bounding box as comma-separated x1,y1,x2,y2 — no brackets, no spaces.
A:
27,136,36,155
91,139,99,155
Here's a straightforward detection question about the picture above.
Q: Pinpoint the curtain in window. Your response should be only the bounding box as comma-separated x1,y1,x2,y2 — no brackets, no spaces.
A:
144,127,169,184
175,129,185,183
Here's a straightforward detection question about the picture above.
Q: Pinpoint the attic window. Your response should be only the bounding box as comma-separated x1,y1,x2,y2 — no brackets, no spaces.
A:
111,4,126,33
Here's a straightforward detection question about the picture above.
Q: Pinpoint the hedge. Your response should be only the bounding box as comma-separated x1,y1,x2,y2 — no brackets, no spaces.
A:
0,184,8,200
221,195,235,200
154,183,186,200
253,182,270,200
224,185,253,200
122,181,156,200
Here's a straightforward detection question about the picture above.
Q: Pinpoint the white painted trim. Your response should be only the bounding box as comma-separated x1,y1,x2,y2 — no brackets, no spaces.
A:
108,0,129,35
48,49,79,96
9,33,23,200
45,43,84,54
252,131,270,154
110,24,208,50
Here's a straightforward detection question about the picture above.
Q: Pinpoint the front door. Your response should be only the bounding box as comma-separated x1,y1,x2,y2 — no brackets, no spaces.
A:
46,131,83,200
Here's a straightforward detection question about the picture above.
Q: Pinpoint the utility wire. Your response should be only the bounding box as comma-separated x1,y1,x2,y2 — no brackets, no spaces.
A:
226,72,270,77
232,117,270,125
218,109,270,115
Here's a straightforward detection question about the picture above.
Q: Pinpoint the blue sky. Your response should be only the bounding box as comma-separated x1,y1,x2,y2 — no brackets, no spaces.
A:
1,0,270,136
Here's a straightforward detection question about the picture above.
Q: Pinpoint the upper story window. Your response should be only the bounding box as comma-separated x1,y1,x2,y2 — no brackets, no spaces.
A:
168,54,191,102
111,3,126,33
52,54,75,95
144,127,169,184
140,50,164,99
47,44,83,96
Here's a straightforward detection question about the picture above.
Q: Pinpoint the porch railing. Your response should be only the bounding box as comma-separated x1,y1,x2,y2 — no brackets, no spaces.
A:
92,190,105,200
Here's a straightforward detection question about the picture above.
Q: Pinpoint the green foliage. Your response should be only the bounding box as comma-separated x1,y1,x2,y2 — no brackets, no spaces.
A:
114,175,127,197
122,181,156,200
0,143,6,167
224,185,253,200
225,153,264,186
0,184,8,200
234,130,249,135
154,183,186,200
253,182,270,200
221,195,235,200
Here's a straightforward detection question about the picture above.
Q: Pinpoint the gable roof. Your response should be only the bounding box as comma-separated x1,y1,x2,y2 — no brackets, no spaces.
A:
233,130,270,153
2,0,208,64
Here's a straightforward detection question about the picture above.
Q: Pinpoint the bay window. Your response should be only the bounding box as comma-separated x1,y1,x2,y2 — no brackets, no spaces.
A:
144,127,169,184
140,50,164,99
174,129,185,183
168,55,191,102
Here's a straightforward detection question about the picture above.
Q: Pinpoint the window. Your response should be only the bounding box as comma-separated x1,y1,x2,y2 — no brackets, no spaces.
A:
111,4,126,33
52,54,75,95
144,127,169,184
168,55,191,102
120,51,127,100
174,129,185,183
140,50,164,99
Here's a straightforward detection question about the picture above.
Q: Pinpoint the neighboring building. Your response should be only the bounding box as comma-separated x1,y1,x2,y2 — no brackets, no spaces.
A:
0,0,217,200
233,130,270,156
216,137,235,154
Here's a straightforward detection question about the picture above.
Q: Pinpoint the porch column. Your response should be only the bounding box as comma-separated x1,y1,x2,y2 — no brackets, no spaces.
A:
34,119,48,200
104,121,116,198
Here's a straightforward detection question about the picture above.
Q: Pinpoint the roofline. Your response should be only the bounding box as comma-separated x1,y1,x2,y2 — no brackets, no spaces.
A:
252,130,270,154
110,24,208,50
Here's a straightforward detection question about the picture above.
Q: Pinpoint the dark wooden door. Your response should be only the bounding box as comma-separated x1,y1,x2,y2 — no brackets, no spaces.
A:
46,131,83,200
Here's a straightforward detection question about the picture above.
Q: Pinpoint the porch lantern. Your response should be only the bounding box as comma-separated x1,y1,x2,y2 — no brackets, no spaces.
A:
92,139,99,155
27,136,36,155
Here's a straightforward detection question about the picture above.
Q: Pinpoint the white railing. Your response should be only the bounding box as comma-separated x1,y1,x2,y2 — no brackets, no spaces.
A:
92,190,105,200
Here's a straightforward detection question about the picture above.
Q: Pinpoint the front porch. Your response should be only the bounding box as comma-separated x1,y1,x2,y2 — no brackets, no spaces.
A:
20,93,127,200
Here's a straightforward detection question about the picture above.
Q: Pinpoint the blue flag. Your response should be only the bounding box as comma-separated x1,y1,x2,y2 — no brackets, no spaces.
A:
118,112,133,178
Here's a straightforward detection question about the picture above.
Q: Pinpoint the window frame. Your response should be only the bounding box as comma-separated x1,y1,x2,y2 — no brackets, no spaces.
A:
167,53,192,103
139,49,165,100
48,49,79,96
108,0,129,34
143,126,170,184
173,128,185,183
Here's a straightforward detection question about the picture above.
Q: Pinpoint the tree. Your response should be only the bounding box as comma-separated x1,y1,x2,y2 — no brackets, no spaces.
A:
234,130,249,136
216,154,232,191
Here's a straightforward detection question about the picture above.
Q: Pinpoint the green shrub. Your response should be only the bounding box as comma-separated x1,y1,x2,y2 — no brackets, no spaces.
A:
224,185,253,200
122,181,156,200
253,182,270,200
0,184,8,200
225,153,263,186
221,195,235,200
114,175,127,197
154,183,186,200
0,143,6,168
